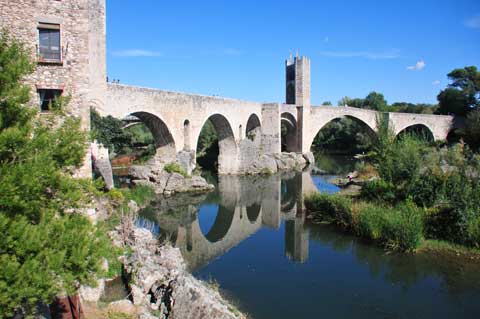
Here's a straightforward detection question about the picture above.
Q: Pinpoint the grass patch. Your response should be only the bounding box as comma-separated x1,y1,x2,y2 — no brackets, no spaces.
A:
305,193,353,228
419,239,480,257
305,193,424,251
164,162,188,177
120,184,156,207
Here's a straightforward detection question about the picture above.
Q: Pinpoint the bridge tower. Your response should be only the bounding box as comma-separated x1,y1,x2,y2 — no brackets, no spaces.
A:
285,54,311,153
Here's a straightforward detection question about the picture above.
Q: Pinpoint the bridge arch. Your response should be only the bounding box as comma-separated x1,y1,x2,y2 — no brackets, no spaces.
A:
196,113,238,174
128,111,176,163
281,112,298,152
396,123,434,142
246,203,261,223
308,115,377,152
246,113,261,142
200,205,236,243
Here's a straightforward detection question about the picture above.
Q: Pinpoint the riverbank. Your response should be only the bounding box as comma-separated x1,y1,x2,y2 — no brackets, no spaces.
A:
304,192,480,258
80,187,248,319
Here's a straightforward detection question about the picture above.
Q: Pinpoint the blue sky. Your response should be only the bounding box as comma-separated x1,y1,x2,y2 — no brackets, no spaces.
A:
106,0,480,105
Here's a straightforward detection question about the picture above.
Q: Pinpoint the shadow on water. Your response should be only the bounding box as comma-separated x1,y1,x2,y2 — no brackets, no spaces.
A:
137,166,480,319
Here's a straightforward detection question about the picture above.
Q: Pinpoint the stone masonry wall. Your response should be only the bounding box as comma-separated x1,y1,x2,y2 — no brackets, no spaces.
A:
0,0,107,177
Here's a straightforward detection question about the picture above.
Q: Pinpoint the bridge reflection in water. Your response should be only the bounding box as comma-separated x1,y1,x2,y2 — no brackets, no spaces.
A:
139,171,322,272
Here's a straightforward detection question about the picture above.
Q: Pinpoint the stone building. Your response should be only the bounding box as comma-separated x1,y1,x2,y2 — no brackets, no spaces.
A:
0,0,107,176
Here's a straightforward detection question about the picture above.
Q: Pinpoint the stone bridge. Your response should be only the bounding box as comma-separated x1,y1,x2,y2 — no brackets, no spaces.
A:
100,56,463,175
0,0,464,177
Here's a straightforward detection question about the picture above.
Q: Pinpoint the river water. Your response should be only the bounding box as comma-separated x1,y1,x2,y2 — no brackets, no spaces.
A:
136,158,480,319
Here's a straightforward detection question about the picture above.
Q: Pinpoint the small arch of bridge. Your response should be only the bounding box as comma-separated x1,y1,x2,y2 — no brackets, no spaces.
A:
127,111,177,163
395,123,435,142
307,113,377,151
195,113,238,174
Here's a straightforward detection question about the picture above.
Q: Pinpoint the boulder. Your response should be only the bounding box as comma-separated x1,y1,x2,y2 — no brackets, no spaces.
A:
129,165,153,181
119,226,246,319
80,279,105,303
250,155,278,174
129,165,214,196
107,300,137,315
303,152,315,165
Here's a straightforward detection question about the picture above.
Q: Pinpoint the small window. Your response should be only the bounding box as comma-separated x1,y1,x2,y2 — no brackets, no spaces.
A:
38,89,62,111
38,23,61,62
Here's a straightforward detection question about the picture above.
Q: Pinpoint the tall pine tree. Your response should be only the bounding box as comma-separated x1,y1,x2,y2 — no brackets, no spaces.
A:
0,31,113,317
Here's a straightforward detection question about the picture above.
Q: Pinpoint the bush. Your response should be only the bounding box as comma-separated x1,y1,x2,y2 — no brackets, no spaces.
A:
355,202,386,240
356,201,424,251
305,193,352,228
382,201,424,251
361,179,396,203
164,162,188,177
467,217,480,247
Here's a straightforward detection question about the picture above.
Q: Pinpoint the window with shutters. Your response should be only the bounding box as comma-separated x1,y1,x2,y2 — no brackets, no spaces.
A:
38,23,61,63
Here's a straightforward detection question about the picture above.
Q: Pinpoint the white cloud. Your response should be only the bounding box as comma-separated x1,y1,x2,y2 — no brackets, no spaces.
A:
432,80,441,85
319,50,400,60
465,15,480,29
112,49,163,57
407,60,426,71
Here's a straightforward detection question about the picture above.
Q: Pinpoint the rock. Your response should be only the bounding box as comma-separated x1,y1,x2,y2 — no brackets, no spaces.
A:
164,173,185,193
80,278,105,303
91,141,114,190
129,165,214,196
303,152,315,165
129,165,153,181
276,156,296,170
107,300,137,315
139,313,158,319
119,225,246,319
250,155,278,174
128,200,140,214
310,166,327,175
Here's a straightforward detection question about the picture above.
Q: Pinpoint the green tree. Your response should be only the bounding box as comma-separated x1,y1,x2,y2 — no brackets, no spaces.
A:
349,98,365,108
437,66,480,115
338,96,351,106
322,101,332,105
464,110,480,150
0,31,111,317
364,91,388,111
90,109,133,155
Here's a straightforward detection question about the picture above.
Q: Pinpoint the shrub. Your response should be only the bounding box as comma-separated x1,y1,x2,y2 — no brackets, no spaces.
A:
356,201,424,251
164,162,188,177
355,202,386,240
361,179,396,203
304,193,352,228
467,216,480,247
382,201,424,251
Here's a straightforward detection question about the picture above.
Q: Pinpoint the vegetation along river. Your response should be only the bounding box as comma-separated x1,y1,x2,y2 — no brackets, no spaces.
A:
132,156,480,319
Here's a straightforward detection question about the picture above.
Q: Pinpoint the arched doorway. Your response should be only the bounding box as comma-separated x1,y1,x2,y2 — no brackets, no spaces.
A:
246,113,262,143
281,112,298,152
